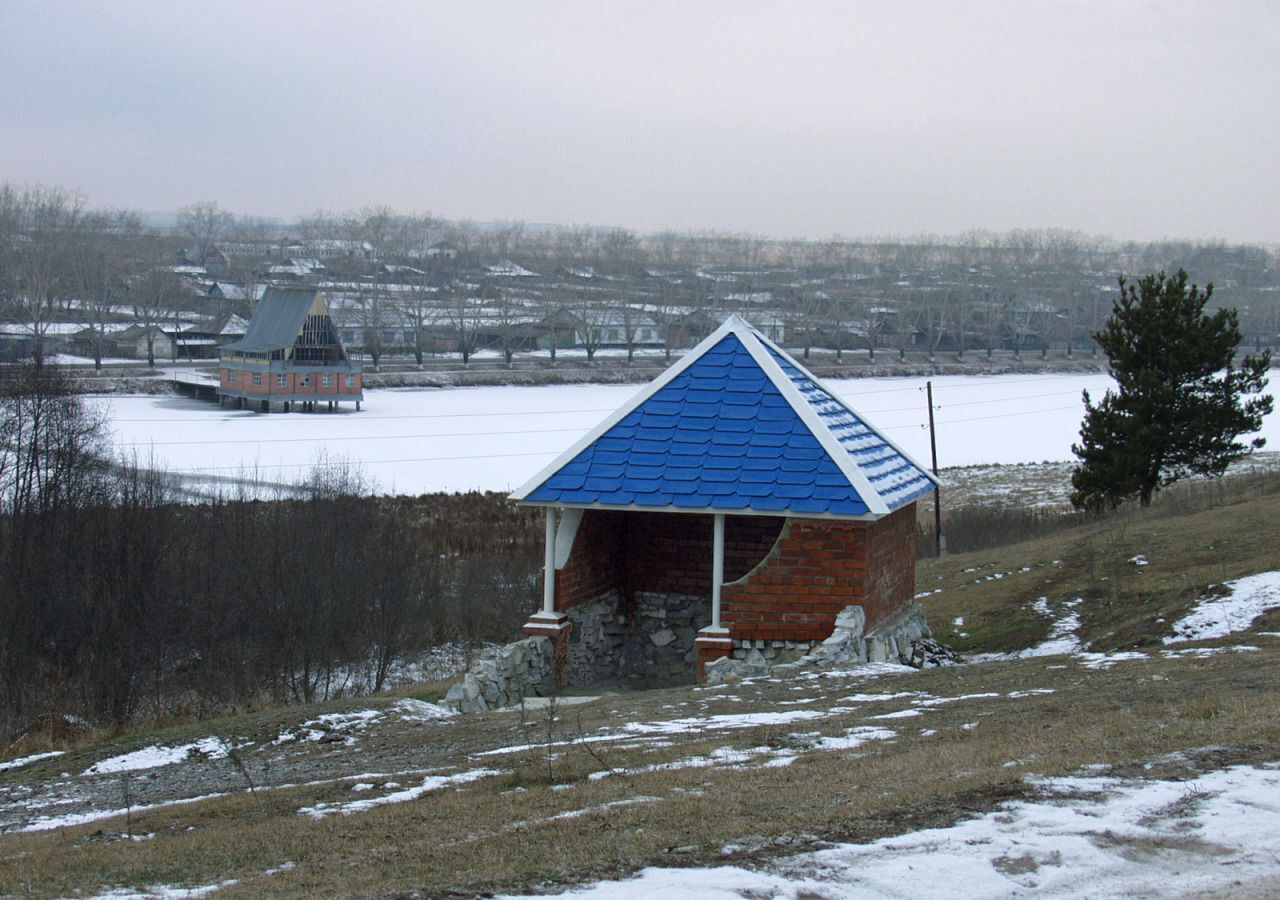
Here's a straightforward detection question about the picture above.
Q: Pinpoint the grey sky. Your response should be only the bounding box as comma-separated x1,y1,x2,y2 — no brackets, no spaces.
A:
3,1,1278,243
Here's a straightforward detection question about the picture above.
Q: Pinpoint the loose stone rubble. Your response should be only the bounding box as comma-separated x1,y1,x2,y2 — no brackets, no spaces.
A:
443,637,555,714
443,601,958,712
706,604,949,684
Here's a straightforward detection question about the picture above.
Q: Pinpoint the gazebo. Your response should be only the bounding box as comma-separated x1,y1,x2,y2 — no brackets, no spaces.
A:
511,315,938,685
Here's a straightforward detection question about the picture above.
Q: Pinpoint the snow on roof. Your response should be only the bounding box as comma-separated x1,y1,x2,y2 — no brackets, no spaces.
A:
513,315,937,519
486,260,538,277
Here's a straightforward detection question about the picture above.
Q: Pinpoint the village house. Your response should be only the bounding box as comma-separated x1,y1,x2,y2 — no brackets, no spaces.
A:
510,315,939,688
217,287,363,412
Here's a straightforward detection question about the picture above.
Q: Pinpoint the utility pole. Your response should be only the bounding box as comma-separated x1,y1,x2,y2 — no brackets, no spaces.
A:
926,380,945,556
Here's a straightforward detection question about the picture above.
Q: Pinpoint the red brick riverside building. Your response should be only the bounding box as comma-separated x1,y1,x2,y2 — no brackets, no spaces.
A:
217,288,363,412
511,315,938,685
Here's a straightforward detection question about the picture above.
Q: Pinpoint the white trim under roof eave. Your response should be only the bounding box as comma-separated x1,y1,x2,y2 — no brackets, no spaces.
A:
752,330,942,489
739,330,891,516
509,314,753,501
516,499,882,523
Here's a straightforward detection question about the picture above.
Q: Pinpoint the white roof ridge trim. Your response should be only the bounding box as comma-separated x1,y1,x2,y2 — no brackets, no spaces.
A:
736,332,890,516
751,329,941,490
510,315,752,501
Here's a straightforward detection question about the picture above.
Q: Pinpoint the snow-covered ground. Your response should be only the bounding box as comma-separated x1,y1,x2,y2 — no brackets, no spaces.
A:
1164,571,1280,644
497,762,1280,900
96,372,1280,495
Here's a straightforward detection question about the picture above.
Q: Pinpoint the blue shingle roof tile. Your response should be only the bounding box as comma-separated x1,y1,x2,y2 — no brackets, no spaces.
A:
517,316,936,517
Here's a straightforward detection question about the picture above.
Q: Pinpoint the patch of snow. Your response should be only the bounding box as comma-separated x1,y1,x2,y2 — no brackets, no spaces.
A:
869,708,926,720
101,372,1280,496
500,764,1280,900
1076,651,1148,670
546,796,660,822
1164,571,1280,644
298,768,500,819
0,750,65,772
1018,597,1083,658
839,691,927,704
621,710,829,736
392,698,456,721
517,695,598,710
20,792,232,833
1161,645,1260,659
82,738,231,776
86,880,238,899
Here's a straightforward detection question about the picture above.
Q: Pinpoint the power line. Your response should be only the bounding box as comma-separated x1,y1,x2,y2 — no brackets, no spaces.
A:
157,401,1087,473
111,388,1089,448
108,406,620,424
119,425,591,448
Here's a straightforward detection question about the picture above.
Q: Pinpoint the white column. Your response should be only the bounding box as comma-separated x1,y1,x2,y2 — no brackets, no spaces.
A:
711,513,725,629
542,508,557,614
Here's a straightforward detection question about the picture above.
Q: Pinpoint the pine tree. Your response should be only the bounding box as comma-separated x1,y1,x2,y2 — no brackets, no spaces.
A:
1070,269,1272,511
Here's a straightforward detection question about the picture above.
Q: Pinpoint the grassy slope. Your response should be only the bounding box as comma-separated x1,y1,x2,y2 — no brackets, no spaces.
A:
2,492,1279,898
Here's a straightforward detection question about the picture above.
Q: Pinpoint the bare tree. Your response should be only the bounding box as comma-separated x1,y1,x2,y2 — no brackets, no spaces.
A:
131,268,187,367
5,186,88,368
568,290,613,361
178,201,234,264
397,276,440,366
73,210,141,370
442,286,485,364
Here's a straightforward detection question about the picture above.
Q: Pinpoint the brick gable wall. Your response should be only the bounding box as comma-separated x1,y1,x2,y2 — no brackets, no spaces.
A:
721,504,918,643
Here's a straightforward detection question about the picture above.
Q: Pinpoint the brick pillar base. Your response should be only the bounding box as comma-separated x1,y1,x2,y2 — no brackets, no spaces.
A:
694,626,733,683
524,612,572,687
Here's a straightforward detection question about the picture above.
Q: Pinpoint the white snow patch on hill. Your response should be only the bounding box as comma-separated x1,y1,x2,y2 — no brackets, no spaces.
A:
82,738,231,776
499,763,1280,900
1164,571,1280,644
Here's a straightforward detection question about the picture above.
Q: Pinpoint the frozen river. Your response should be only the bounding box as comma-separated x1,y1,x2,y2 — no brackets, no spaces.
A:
99,371,1279,496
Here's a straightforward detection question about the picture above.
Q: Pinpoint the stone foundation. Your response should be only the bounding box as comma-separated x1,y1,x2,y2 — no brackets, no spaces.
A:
565,590,708,688
730,638,820,663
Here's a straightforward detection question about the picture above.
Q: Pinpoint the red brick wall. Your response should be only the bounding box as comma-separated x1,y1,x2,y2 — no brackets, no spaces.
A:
554,510,624,610
721,504,918,642
552,504,918,644
863,504,919,628
554,510,783,611
219,367,362,398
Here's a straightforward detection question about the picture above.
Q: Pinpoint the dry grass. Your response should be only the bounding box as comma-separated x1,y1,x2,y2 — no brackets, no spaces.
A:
3,487,1280,897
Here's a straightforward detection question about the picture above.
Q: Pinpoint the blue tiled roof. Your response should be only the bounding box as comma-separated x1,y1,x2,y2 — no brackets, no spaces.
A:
764,346,937,511
516,317,936,518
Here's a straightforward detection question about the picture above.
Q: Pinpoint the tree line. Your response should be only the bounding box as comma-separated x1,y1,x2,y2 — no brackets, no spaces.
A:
0,366,543,741
4,184,1278,376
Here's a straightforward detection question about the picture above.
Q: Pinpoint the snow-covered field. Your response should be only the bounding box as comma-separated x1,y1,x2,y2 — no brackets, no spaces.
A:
97,372,1280,496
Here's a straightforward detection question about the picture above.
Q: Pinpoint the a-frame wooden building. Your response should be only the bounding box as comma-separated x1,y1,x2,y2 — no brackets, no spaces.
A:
217,288,363,412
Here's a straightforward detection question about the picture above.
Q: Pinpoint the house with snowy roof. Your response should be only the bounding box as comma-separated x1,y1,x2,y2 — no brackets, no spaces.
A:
511,314,939,686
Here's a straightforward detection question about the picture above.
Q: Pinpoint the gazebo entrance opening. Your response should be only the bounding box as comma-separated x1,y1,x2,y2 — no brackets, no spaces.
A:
535,508,784,688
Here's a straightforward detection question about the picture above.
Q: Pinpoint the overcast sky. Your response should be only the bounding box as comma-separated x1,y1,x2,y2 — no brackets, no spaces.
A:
3,1,1278,243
